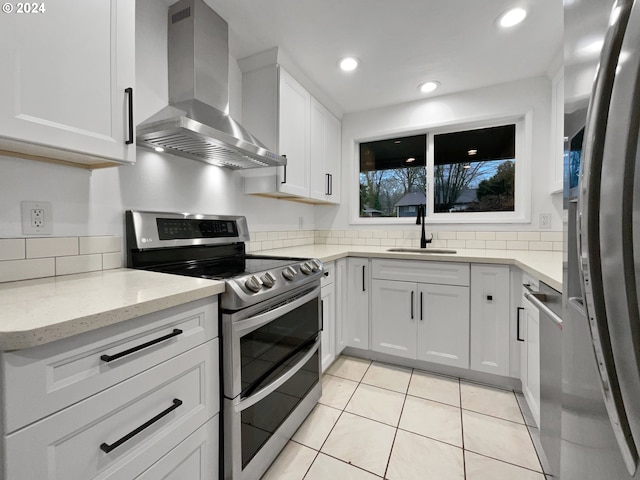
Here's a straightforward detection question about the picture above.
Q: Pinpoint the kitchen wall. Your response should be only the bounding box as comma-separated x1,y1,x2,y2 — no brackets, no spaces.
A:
316,75,564,233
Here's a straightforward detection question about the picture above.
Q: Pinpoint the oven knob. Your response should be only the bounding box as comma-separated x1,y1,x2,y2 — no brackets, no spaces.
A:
245,275,263,293
311,259,322,272
261,271,277,288
282,266,297,280
300,262,312,275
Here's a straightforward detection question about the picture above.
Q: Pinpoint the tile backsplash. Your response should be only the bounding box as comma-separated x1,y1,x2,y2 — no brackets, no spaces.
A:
0,236,122,283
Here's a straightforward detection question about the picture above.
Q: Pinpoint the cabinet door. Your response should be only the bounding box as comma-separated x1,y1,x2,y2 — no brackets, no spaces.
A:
324,109,341,203
335,259,348,356
346,258,370,349
470,264,511,376
278,68,310,197
309,97,341,203
321,282,336,372
371,280,417,359
523,296,541,427
0,0,135,164
417,284,470,368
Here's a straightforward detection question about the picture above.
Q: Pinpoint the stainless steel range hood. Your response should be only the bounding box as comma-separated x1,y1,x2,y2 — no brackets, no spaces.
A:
136,0,286,170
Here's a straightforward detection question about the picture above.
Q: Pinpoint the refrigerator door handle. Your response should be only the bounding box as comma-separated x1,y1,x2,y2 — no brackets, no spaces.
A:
577,0,639,474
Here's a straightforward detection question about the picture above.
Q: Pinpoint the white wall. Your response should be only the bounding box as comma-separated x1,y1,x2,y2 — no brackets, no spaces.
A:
0,0,314,239
316,76,564,231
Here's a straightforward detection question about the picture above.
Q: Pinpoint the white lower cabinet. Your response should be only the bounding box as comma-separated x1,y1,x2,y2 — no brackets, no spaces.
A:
334,259,348,356
470,264,511,376
520,274,541,426
345,258,370,349
321,261,336,372
370,259,470,369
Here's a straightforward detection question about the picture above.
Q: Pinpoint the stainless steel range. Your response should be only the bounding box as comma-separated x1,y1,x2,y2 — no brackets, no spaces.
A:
125,210,323,480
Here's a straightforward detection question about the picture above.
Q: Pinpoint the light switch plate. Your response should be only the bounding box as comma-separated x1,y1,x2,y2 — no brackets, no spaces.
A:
21,201,53,235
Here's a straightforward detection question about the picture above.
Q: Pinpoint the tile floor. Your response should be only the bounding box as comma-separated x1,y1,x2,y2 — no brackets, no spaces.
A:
261,355,551,480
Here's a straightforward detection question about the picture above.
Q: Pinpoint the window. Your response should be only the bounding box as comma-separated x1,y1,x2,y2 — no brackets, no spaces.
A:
355,119,527,224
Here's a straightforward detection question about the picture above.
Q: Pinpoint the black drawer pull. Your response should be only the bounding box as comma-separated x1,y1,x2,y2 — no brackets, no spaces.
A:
487,295,493,301
125,87,134,145
100,398,182,453
100,329,183,363
516,307,525,342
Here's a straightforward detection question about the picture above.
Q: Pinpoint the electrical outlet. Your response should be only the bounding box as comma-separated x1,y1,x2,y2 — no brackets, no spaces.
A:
21,201,53,235
539,213,551,229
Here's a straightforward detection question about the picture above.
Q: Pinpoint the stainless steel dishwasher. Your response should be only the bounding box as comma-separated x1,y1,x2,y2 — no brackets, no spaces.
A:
524,281,563,478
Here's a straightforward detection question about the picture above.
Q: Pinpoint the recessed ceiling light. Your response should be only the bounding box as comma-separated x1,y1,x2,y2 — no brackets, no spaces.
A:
154,147,165,152
406,157,416,163
498,7,527,28
468,149,478,156
418,81,440,93
339,57,359,72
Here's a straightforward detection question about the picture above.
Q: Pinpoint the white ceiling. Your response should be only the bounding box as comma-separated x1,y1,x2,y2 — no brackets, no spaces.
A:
202,0,564,115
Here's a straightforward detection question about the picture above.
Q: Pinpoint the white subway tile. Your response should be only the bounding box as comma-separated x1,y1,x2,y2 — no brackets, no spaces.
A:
0,239,25,261
529,241,552,251
387,231,404,239
404,230,419,239
431,239,448,248
102,252,123,270
331,230,345,238
506,240,529,250
553,241,564,251
316,237,327,245
247,241,261,252
55,254,102,276
79,236,120,254
395,239,412,247
358,230,373,238
0,258,55,282
486,240,507,249
448,240,466,249
438,231,457,240
273,240,285,248
541,231,563,242
267,232,279,241
517,232,540,241
496,232,518,241
456,232,476,240
380,239,396,247
254,232,268,241
316,230,330,238
262,240,274,250
372,230,388,239
26,237,78,259
475,232,496,241
278,232,288,240
339,238,353,245
287,231,298,239
352,238,366,246
326,238,339,245
465,240,486,249
345,230,360,238
365,238,381,246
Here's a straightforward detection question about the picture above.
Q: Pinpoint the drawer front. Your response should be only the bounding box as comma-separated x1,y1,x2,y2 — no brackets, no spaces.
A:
372,259,470,286
321,261,335,287
2,297,217,433
5,340,219,480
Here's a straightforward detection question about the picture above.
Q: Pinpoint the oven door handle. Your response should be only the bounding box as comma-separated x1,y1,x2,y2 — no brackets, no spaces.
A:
232,286,320,337
234,340,320,413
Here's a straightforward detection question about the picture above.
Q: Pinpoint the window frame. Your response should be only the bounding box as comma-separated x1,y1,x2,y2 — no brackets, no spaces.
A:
350,113,532,225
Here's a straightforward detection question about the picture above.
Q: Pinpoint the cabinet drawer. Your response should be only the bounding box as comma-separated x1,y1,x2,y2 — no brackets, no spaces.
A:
321,261,335,287
372,259,470,286
5,340,219,480
2,297,217,433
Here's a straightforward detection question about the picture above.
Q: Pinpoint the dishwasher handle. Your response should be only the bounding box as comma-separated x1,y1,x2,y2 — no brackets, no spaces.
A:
524,290,563,329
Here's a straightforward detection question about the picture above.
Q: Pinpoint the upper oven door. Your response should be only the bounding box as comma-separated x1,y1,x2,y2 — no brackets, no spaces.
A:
222,284,321,399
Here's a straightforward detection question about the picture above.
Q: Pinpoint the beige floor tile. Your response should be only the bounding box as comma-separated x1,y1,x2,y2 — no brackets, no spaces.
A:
399,394,462,447
304,453,382,480
260,441,316,480
319,374,359,410
345,383,405,426
461,381,524,423
465,451,546,480
386,429,464,480
325,355,371,382
321,412,396,476
361,361,412,393
463,410,542,472
292,403,342,450
408,369,460,407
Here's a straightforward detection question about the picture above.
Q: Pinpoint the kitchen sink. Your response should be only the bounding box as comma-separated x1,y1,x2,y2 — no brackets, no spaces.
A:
386,248,457,254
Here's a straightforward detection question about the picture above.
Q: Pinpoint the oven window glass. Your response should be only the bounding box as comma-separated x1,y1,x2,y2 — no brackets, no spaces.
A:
240,349,319,468
240,295,319,397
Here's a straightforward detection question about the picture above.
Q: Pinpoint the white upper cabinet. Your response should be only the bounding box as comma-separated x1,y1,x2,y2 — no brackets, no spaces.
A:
0,0,136,167
242,59,341,203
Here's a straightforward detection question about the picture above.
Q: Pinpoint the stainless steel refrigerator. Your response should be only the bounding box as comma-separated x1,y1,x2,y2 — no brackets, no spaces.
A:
563,0,640,478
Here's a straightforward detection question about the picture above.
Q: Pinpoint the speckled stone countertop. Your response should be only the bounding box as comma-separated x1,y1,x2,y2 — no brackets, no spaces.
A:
0,268,225,350
258,245,563,292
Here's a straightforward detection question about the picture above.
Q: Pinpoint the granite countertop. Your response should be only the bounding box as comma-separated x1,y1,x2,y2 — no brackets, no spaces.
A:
258,245,563,292
0,268,225,351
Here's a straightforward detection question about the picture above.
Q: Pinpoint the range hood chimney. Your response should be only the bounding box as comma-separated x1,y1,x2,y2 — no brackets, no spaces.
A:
136,0,286,170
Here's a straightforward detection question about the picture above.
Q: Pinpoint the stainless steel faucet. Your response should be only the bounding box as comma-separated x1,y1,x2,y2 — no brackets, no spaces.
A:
415,204,433,248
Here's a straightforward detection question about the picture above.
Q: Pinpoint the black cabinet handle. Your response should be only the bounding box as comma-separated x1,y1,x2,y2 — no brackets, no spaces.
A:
125,87,134,145
420,291,423,321
100,398,182,453
100,329,182,363
411,291,414,319
321,300,324,331
362,265,366,292
516,307,525,342
281,157,287,184
324,271,329,277
329,174,333,195
487,295,493,301
326,173,331,195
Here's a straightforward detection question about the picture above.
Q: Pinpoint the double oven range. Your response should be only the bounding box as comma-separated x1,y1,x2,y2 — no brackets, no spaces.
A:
125,210,323,480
